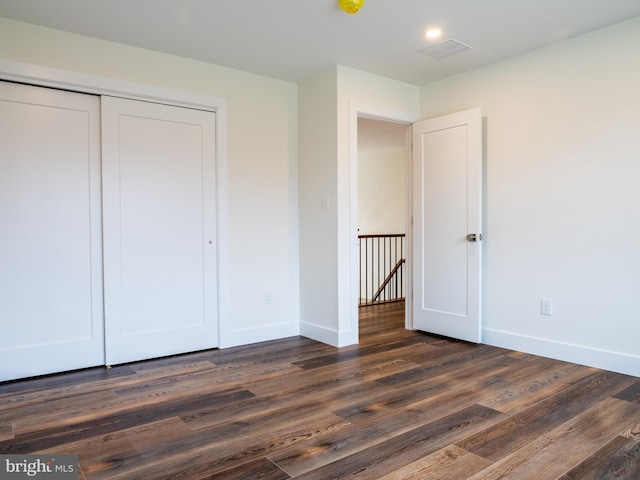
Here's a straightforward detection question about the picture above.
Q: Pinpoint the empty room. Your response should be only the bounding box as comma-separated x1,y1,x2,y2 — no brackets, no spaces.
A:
1,1,639,478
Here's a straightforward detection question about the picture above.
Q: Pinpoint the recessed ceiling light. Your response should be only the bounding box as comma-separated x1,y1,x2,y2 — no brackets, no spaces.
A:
425,28,443,40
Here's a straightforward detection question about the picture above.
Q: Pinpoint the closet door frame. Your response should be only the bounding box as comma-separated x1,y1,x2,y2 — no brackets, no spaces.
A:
0,58,230,349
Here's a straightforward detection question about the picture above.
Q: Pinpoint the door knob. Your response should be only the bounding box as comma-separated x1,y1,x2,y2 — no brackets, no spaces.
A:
466,233,483,242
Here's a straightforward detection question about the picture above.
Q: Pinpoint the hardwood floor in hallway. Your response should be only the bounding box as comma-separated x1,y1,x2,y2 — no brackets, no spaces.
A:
1,301,639,479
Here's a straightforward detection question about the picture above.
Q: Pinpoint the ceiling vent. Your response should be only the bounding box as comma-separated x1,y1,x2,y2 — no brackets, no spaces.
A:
420,39,471,59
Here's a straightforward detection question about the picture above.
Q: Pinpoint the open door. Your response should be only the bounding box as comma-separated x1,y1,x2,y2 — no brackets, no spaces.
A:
412,108,482,342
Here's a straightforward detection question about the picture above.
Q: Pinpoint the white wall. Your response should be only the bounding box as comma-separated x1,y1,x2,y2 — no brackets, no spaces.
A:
420,17,640,375
357,145,406,235
0,17,300,348
298,66,419,346
298,68,340,345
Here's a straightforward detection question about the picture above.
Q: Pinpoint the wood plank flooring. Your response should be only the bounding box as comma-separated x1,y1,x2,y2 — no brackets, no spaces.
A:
1,301,639,479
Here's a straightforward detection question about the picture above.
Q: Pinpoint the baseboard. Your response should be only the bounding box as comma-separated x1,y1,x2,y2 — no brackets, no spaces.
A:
300,321,340,347
483,328,640,377
299,321,358,348
219,321,300,349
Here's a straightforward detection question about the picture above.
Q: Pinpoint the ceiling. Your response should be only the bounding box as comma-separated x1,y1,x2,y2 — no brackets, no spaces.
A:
0,1,639,86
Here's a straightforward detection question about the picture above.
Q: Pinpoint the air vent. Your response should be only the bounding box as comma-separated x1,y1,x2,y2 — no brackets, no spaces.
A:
420,38,471,59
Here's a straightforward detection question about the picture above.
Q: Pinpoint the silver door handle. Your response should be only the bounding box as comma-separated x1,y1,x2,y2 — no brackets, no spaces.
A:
466,233,483,242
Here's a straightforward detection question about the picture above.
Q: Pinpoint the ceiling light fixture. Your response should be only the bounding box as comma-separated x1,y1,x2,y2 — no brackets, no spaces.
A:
425,28,442,40
338,0,365,14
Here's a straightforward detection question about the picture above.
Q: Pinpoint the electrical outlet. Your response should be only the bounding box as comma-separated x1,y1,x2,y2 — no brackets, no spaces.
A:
541,297,553,316
264,290,274,305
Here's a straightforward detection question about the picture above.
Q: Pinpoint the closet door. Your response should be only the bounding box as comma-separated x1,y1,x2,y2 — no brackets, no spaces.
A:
0,81,104,381
101,96,218,365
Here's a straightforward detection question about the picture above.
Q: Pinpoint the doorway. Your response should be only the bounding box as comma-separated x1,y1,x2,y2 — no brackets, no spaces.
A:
356,116,410,329
351,107,483,344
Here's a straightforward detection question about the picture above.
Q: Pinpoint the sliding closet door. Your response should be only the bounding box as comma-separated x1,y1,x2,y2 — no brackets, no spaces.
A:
101,96,218,365
0,81,104,381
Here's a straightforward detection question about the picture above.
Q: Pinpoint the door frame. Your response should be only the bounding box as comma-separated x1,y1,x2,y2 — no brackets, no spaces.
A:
0,58,230,348
349,101,417,337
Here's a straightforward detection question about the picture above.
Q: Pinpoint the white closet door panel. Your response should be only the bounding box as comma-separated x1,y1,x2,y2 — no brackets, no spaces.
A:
102,96,217,365
0,81,104,381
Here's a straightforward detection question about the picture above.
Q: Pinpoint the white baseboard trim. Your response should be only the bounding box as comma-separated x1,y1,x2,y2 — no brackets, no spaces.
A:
483,328,640,377
300,321,340,347
219,322,300,349
300,321,359,348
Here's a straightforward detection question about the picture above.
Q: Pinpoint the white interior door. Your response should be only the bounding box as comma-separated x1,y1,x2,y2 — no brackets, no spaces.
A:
412,108,482,342
101,96,218,365
0,81,104,381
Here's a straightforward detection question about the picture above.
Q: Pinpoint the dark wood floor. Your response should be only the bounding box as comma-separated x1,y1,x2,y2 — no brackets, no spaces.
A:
1,301,640,479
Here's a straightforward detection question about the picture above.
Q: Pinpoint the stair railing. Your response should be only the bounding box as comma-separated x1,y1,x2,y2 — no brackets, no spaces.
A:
358,233,405,306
